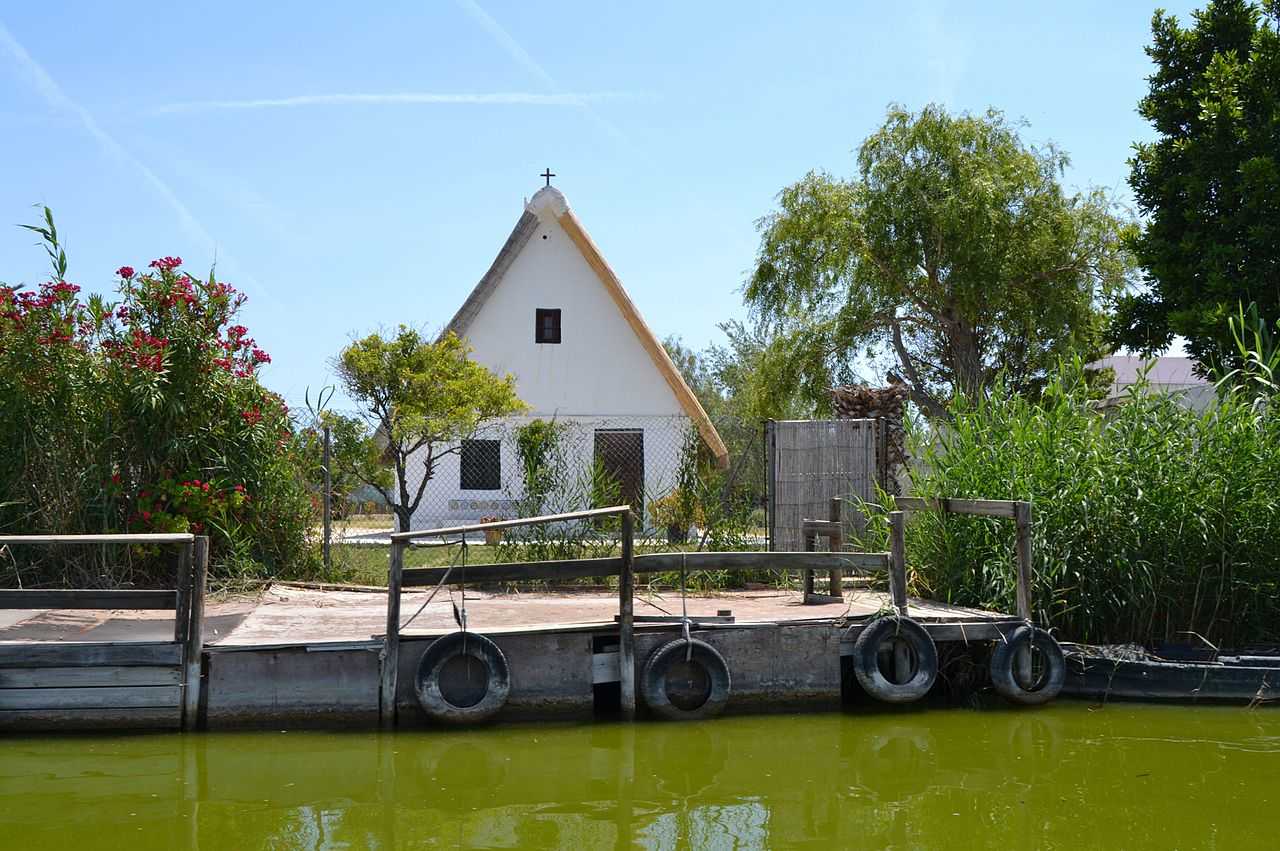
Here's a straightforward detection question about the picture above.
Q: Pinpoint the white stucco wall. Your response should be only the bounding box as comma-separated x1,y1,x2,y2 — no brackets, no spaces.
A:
407,188,695,531
408,414,693,531
457,193,685,419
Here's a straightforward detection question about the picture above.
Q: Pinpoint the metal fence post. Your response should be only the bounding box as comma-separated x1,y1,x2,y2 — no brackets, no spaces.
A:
322,424,332,572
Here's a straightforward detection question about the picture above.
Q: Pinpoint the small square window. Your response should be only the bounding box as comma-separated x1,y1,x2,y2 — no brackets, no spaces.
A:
460,439,501,490
535,308,561,344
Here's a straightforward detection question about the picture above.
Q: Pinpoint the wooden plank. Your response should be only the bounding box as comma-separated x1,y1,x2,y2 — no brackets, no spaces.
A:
0,589,177,610
800,519,842,535
390,505,631,542
1014,501,1033,620
0,641,182,668
401,550,891,587
592,650,620,685
380,540,405,729
174,540,193,643
839,619,1021,651
827,497,843,601
0,706,180,730
618,511,636,720
0,685,182,710
0,665,181,688
889,511,908,616
0,533,193,544
895,497,1019,518
182,536,208,732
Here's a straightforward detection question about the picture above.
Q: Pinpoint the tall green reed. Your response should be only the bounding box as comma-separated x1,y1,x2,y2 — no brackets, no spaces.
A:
886,361,1280,647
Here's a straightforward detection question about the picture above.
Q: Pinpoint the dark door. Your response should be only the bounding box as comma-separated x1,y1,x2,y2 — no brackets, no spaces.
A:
593,429,644,511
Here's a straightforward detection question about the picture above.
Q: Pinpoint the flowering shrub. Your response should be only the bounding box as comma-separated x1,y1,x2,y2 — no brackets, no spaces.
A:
0,208,315,585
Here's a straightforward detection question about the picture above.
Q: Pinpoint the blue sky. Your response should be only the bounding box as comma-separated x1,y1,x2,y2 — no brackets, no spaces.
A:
0,0,1200,410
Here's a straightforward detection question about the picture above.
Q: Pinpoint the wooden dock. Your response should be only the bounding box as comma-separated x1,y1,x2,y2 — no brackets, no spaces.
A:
0,498,1039,732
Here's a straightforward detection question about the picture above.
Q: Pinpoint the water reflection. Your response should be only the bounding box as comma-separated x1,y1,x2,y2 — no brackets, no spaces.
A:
1,705,1277,849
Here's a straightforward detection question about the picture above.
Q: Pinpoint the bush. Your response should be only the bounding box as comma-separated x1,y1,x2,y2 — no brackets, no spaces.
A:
0,210,316,585
887,361,1280,647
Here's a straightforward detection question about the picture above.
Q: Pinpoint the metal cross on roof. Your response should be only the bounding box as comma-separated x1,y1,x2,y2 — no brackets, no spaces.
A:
541,168,555,187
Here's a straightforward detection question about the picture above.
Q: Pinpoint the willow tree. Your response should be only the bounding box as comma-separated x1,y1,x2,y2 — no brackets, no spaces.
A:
336,327,524,532
746,105,1134,418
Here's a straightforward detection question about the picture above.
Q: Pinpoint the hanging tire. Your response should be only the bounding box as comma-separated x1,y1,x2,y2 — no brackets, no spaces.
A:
989,625,1066,706
851,616,939,704
640,638,732,721
414,631,510,724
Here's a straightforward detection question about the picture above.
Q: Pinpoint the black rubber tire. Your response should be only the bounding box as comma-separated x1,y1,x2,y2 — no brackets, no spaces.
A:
990,625,1066,706
851,616,939,704
640,638,732,721
414,631,510,724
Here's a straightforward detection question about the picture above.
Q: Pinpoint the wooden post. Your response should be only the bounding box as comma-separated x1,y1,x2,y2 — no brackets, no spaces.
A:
618,510,636,720
827,497,843,600
1014,501,1033,621
173,540,193,645
322,424,332,572
888,511,908,616
380,540,405,729
181,536,208,732
1014,500,1034,687
802,530,816,599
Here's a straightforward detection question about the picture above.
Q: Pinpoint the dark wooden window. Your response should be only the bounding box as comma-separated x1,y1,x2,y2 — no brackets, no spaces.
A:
459,439,501,490
535,308,561,344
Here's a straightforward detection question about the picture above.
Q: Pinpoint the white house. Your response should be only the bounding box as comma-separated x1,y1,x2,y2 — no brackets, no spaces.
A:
408,184,728,531
1088,355,1215,411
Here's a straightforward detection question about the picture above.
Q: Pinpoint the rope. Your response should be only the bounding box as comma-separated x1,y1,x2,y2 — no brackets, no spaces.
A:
681,552,692,662
399,538,466,632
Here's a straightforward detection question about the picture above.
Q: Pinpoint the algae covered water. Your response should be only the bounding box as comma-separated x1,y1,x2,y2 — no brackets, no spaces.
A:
1,704,1277,849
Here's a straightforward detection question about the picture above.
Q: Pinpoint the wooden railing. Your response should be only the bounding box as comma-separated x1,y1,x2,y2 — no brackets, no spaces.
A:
381,507,889,726
0,533,209,731
892,497,1034,620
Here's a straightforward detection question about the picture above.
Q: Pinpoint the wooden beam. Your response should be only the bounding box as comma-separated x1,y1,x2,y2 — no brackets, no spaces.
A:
0,641,181,668
0,685,182,710
800,519,843,535
827,497,843,601
0,589,177,610
1014,501,1033,620
0,706,181,731
0,666,181,688
181,536,208,732
0,533,193,544
380,540,406,729
390,505,631,542
888,511,908,616
400,551,890,587
895,497,1019,518
618,511,636,720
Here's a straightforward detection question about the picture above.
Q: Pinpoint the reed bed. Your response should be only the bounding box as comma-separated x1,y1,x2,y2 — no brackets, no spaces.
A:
874,365,1280,647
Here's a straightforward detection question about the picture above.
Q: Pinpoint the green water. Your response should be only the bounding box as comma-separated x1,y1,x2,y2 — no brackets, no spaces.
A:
1,704,1276,849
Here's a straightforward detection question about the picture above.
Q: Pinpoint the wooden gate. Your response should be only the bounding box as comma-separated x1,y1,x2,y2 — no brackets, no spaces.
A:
766,419,885,551
0,534,208,731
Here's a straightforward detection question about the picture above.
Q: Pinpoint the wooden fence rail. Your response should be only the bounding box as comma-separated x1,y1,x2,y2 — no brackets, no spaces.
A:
0,533,208,731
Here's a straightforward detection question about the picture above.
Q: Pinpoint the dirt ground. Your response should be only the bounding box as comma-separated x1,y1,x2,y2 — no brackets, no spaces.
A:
0,584,1000,647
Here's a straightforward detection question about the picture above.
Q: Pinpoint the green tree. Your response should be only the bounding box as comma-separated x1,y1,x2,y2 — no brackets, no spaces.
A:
297,410,391,518
1114,0,1280,367
747,105,1134,419
335,327,524,532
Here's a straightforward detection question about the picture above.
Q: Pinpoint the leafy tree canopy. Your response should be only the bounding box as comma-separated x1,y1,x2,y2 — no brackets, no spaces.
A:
1113,0,1280,368
746,104,1135,418
335,327,524,531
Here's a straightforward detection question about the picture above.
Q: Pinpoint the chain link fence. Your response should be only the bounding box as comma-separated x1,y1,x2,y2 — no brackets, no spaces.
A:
324,414,768,553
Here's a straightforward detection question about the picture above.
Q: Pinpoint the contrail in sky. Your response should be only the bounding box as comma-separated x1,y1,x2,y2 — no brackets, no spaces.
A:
153,91,644,114
0,18,219,258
